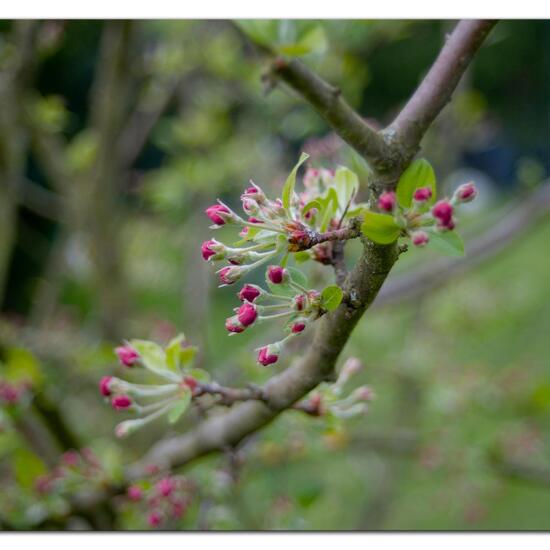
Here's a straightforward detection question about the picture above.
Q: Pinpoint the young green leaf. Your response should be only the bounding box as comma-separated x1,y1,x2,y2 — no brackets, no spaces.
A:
187,368,211,383
360,211,401,244
321,285,344,311
294,251,311,264
427,230,465,257
288,266,308,288
319,187,339,232
396,158,436,208
278,26,328,57
235,20,279,50
334,167,359,215
282,152,309,209
168,389,192,424
129,340,179,381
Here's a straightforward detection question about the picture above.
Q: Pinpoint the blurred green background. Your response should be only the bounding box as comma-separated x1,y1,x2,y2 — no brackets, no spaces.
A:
0,19,549,530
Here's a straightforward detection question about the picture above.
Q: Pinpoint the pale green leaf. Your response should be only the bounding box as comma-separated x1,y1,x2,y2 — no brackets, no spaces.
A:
168,389,192,424
427,230,465,257
334,167,359,215
319,187,339,231
129,340,176,380
321,285,344,311
282,152,309,209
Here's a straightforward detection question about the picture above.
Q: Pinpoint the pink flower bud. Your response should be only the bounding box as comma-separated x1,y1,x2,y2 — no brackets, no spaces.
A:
303,168,320,189
353,386,375,402
148,511,162,528
183,376,198,393
248,216,262,224
237,302,258,327
241,197,259,215
308,393,323,416
239,226,249,238
205,204,231,226
171,499,187,519
257,345,279,366
62,450,79,467
156,477,175,497
377,191,396,212
201,239,225,261
0,382,21,404
294,294,306,311
431,200,455,230
225,315,245,333
35,474,53,494
454,182,477,203
218,265,245,286
267,265,287,284
111,394,132,411
115,345,139,367
432,200,453,223
238,284,262,303
127,485,143,501
411,231,429,247
291,322,306,333
100,376,113,396
413,186,433,203
242,182,266,204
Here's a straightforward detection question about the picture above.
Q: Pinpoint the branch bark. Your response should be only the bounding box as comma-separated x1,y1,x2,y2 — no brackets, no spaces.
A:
385,20,497,159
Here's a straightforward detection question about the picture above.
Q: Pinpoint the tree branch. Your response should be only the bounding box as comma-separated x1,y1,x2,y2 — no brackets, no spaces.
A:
126,18,496,482
60,20,497,516
269,58,394,172
386,20,497,159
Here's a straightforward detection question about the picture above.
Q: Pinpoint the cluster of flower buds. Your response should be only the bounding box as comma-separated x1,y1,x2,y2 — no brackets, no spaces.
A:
225,265,325,366
376,181,477,248
125,473,194,529
34,448,104,496
203,156,361,366
295,357,375,419
99,336,210,438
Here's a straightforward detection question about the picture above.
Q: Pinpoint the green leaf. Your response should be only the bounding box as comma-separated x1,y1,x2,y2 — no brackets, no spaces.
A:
302,199,323,216
187,368,211,383
14,448,47,489
282,152,309,209
3,348,43,388
165,335,198,372
266,266,308,297
334,167,359,215
321,285,344,311
294,251,311,264
427,231,465,257
396,158,436,208
287,266,308,288
129,340,176,380
319,187,339,232
168,389,192,424
278,26,328,57
360,211,401,244
235,20,279,50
